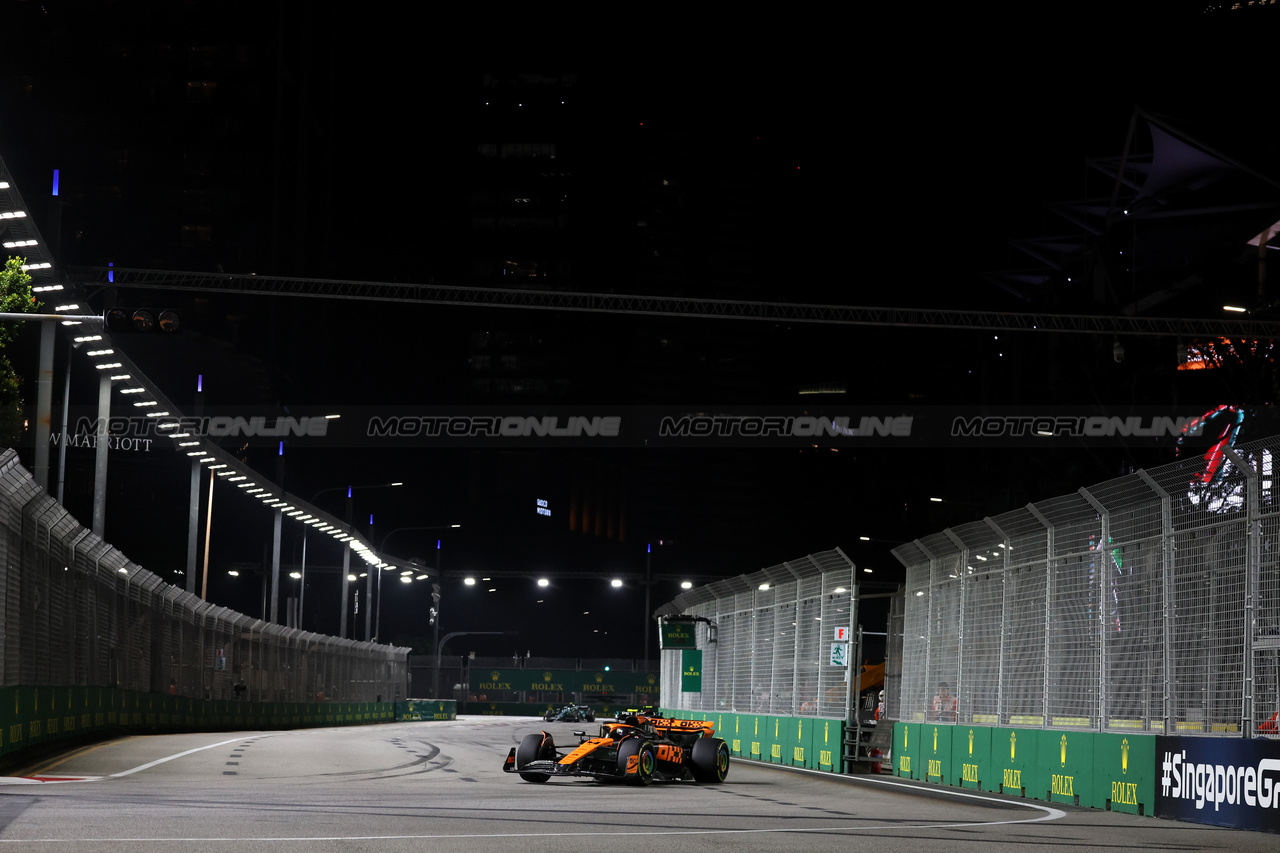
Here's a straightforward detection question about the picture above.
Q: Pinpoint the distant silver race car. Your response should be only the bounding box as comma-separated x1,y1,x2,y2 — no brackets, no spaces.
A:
543,703,595,723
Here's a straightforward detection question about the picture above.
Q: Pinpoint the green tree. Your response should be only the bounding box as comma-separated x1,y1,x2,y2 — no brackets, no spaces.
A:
0,257,39,446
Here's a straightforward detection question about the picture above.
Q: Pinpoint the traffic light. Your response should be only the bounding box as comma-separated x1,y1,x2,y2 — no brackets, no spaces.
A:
104,307,181,334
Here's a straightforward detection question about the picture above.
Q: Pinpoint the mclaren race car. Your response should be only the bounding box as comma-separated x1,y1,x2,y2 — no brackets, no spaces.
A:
613,704,660,721
503,715,730,785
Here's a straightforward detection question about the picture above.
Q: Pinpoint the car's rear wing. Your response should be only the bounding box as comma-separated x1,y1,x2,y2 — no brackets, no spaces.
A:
643,717,715,738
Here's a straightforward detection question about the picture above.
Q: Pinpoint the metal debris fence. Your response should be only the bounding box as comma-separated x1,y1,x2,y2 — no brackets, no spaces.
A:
655,549,857,718
0,449,407,702
891,435,1280,736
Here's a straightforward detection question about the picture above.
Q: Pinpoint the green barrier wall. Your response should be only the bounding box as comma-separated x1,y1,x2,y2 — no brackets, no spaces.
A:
893,723,1156,816
919,723,954,784
894,722,920,778
1036,728,1092,806
745,714,765,761
994,727,1038,797
397,700,458,721
951,724,991,790
763,716,786,764
1091,732,1154,815
815,718,842,772
656,709,842,773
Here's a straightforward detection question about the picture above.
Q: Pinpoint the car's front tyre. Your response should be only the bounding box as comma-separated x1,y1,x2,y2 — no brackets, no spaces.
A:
616,736,655,785
516,732,554,783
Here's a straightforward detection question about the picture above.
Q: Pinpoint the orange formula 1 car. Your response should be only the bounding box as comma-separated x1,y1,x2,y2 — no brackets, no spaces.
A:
502,714,730,785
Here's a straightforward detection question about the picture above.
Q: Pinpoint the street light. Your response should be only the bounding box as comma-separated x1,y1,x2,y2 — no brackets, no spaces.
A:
375,524,460,644
436,630,506,704
309,482,403,640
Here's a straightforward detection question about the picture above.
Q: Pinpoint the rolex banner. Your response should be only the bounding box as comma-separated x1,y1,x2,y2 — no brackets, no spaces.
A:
660,619,697,650
681,650,702,693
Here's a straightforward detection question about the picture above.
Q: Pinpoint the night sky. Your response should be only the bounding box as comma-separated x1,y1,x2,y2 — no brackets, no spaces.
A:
0,1,1277,662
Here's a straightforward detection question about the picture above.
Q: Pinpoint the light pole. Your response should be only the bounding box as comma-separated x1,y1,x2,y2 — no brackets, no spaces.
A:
376,524,459,647
436,631,504,703
311,482,403,639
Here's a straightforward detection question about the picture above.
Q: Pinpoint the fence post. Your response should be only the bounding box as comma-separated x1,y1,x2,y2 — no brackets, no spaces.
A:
1136,469,1172,736
985,518,1011,727
916,539,936,721
945,529,968,722
1080,487,1108,732
1026,504,1052,728
1223,445,1259,737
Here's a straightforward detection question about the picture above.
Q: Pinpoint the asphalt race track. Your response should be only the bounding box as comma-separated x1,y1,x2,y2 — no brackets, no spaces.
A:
0,716,1271,853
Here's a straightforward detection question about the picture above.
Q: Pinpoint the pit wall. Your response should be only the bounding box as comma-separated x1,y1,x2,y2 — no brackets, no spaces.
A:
893,722,1280,834
0,685,456,764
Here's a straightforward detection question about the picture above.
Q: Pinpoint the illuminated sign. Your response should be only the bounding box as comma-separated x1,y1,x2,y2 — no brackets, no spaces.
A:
536,498,550,517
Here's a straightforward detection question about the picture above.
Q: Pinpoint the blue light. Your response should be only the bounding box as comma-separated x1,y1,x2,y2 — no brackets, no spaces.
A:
647,543,651,554
51,169,59,197
437,539,441,550
278,441,283,456
197,374,203,393
347,486,352,498
369,514,373,525
108,261,113,283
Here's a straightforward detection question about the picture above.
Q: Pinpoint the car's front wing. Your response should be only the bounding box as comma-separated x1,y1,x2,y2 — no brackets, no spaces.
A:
502,750,626,781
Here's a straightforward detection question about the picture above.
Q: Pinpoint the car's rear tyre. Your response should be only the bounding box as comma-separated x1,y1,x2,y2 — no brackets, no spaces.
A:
516,732,554,782
585,711,595,722
543,713,554,722
616,736,655,785
690,737,730,782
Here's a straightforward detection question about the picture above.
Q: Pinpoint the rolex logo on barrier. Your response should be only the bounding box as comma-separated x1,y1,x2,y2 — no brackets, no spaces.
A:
1010,731,1016,761
1121,738,1129,774
491,671,500,681
968,729,974,755
544,672,553,682
595,673,604,684
933,727,938,752
1060,734,1067,767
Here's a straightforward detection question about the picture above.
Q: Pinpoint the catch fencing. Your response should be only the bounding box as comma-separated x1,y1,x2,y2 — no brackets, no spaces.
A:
654,549,858,718
0,449,407,703
891,435,1280,736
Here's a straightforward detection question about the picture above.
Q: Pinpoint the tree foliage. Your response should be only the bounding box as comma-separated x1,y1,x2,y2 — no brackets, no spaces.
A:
0,258,41,445
0,257,37,345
